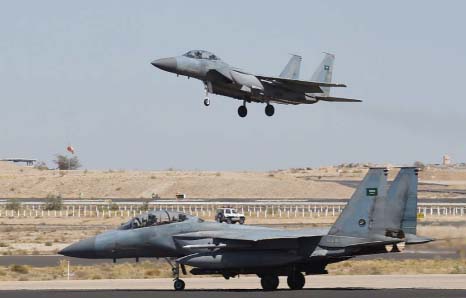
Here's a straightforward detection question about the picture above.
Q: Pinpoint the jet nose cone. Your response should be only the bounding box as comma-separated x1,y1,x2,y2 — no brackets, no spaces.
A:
59,236,97,258
151,57,177,72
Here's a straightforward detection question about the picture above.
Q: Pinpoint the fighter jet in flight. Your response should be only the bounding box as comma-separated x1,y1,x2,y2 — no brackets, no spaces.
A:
60,168,432,291
151,51,361,117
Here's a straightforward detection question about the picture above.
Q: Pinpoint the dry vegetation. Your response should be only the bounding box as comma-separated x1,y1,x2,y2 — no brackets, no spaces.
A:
328,259,466,275
1,161,466,199
0,259,465,281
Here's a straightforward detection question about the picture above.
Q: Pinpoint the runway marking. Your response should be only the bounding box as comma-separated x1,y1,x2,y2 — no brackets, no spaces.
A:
0,275,465,290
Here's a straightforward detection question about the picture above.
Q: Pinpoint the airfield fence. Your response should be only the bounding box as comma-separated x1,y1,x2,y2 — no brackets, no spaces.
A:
0,201,465,218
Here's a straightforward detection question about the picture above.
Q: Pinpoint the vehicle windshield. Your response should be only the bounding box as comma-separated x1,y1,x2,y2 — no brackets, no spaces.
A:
183,50,220,60
119,210,202,230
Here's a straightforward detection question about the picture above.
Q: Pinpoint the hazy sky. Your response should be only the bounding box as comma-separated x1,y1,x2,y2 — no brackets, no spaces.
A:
1,1,465,170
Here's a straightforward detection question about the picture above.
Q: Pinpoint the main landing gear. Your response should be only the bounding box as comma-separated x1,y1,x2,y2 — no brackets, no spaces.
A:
165,258,186,291
259,272,306,291
265,104,275,117
287,272,305,290
238,101,248,118
237,103,275,118
260,275,279,291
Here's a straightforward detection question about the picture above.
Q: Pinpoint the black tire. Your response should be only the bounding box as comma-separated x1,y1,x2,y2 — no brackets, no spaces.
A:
174,279,185,291
261,275,279,291
238,105,247,117
287,272,305,290
226,218,233,224
265,104,275,116
204,98,210,106
239,217,245,224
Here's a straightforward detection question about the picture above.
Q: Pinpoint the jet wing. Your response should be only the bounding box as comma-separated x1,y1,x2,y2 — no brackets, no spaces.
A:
174,228,329,242
256,75,347,93
315,96,362,103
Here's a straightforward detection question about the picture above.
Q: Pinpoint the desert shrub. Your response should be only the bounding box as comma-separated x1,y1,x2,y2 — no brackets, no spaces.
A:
139,200,149,211
44,194,63,211
10,265,29,274
144,269,161,277
6,199,21,211
109,203,119,211
45,242,53,246
53,154,81,170
34,161,49,170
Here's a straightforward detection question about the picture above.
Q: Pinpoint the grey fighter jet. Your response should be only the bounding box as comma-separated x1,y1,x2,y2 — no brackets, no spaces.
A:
60,168,432,291
151,51,361,117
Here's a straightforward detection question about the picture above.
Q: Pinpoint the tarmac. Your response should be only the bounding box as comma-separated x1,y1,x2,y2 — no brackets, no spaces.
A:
0,275,465,290
0,289,465,298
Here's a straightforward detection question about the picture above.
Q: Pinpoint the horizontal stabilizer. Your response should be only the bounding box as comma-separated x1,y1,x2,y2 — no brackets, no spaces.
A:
404,234,434,245
316,96,362,103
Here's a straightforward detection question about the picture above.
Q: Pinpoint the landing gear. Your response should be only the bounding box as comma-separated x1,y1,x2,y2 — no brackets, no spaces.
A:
265,104,275,117
203,81,212,107
165,258,186,291
174,279,185,291
287,272,305,290
238,103,248,118
260,275,279,291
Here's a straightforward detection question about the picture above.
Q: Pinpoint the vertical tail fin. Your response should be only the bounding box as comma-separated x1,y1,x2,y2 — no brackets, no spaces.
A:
328,168,388,238
310,52,335,96
397,168,419,235
279,54,302,79
370,167,418,237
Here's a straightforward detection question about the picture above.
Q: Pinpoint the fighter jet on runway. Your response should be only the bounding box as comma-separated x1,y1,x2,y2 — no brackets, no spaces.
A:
60,168,432,291
151,51,361,117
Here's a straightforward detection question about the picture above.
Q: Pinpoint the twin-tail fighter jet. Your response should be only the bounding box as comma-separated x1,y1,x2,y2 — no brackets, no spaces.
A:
151,51,361,117
60,167,432,291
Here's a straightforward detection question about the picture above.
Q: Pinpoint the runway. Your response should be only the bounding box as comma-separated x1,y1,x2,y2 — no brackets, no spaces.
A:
1,289,465,298
1,275,465,290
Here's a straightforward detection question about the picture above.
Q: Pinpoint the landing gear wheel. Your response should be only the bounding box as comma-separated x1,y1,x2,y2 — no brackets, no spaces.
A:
174,279,185,291
261,275,279,291
287,272,305,290
238,105,248,118
204,98,210,106
265,104,275,116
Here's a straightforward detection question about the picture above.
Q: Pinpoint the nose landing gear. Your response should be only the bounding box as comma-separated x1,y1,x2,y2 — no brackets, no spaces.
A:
165,257,187,291
203,82,212,107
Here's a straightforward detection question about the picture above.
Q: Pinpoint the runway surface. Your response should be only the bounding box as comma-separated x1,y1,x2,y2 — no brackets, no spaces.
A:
1,289,465,298
1,275,465,290
1,275,465,298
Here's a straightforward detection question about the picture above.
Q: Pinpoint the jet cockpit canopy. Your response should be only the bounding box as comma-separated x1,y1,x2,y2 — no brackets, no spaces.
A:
119,210,202,230
183,50,220,61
